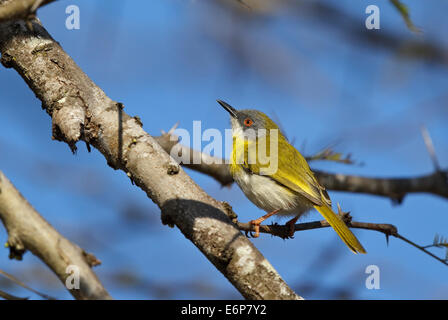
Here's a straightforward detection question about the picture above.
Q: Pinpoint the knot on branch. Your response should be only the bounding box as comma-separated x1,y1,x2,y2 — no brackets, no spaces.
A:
165,161,180,175
51,102,86,153
383,224,398,236
6,233,26,260
221,201,238,222
337,203,352,224
390,194,406,205
82,250,101,267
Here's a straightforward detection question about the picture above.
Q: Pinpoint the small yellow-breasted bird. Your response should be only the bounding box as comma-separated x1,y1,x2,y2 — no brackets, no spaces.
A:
218,100,366,254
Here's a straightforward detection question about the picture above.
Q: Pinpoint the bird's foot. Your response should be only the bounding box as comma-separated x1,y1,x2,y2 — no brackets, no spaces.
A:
285,216,299,239
246,209,281,238
248,219,261,238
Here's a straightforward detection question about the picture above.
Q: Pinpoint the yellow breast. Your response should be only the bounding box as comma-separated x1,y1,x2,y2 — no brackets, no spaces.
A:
229,136,311,215
229,136,247,177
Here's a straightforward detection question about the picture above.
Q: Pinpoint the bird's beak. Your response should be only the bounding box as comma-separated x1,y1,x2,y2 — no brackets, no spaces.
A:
217,100,238,118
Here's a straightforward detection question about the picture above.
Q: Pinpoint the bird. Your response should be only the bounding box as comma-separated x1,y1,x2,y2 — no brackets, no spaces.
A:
217,100,366,254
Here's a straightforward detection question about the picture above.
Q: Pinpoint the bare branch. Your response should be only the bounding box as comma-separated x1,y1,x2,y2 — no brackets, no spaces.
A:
0,288,28,300
313,170,448,202
0,269,55,299
0,171,111,300
0,18,300,300
236,216,448,267
394,234,448,267
236,219,397,240
0,0,56,23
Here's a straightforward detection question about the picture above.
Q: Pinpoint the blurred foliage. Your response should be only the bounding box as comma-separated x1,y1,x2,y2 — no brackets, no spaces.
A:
428,234,448,262
390,0,420,33
306,147,355,165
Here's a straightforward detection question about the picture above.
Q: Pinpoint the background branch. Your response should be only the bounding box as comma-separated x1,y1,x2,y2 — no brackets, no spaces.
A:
155,131,448,202
0,171,111,299
313,170,448,203
0,268,55,299
0,0,55,23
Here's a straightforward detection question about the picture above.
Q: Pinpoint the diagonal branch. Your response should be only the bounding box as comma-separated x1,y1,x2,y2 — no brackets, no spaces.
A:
0,18,300,300
0,268,56,299
0,171,111,299
155,131,448,202
0,0,56,23
0,288,28,300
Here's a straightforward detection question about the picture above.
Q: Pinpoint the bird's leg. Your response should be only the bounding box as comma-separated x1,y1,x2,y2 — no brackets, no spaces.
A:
250,209,280,238
285,216,299,238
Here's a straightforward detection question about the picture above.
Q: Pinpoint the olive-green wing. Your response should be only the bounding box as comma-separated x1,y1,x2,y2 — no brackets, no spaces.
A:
247,139,327,206
272,147,323,206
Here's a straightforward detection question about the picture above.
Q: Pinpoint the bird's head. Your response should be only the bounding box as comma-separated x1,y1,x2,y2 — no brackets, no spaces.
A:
217,100,280,141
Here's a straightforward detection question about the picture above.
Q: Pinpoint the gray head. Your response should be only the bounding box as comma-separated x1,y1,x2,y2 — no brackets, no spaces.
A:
217,100,280,140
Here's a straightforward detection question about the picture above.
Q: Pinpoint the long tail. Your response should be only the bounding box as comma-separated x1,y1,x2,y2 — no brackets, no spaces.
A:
314,204,366,254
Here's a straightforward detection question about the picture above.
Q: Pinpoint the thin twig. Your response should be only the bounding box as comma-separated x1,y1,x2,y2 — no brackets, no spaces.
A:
395,234,448,266
236,218,448,267
0,289,28,300
0,269,55,300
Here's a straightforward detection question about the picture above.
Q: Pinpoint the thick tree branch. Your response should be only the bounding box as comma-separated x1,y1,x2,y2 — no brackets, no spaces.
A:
155,132,448,202
0,171,111,299
0,19,300,300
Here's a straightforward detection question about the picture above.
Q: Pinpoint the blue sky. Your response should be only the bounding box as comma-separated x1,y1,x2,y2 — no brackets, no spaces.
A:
0,0,447,299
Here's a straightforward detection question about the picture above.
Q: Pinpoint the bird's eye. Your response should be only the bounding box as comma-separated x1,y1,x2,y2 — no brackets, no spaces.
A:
243,118,254,127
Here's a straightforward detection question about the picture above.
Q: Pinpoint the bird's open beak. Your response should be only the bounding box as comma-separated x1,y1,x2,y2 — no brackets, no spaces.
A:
217,100,238,118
